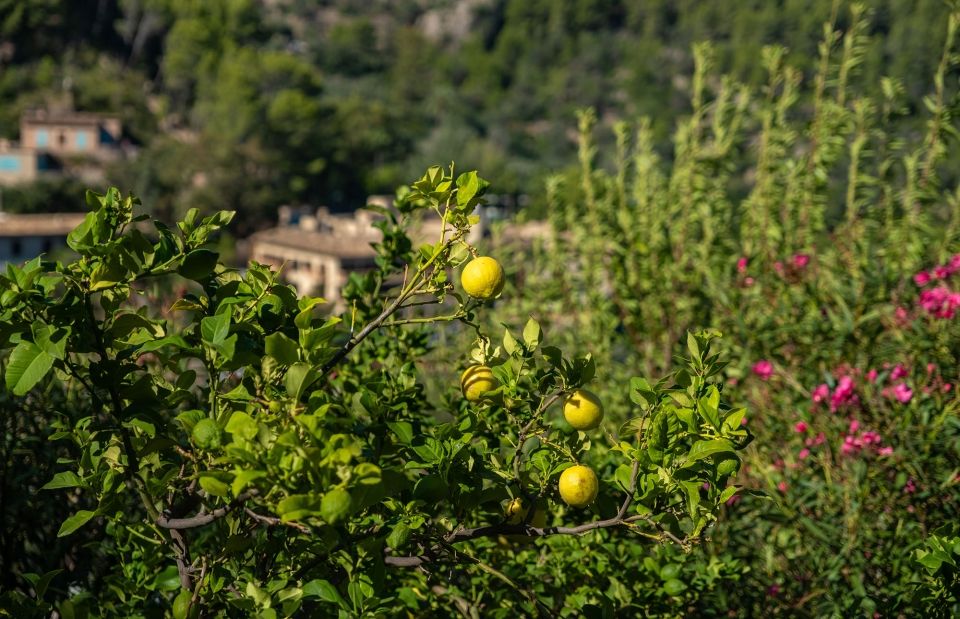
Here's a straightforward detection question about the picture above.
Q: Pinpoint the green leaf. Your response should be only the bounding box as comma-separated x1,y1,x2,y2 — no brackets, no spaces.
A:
303,579,347,606
198,475,230,497
277,494,321,521
5,340,55,396
686,439,735,464
178,249,219,281
522,316,542,349
232,470,266,496
225,411,259,441
503,328,519,355
265,332,300,365
321,488,352,524
42,471,83,490
57,510,96,537
201,311,231,345
24,569,63,600
387,421,414,444
285,363,319,401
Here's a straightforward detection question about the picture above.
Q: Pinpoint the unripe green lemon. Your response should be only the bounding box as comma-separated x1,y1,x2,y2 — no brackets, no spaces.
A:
172,589,199,619
563,389,604,430
460,256,505,300
191,418,222,451
717,458,740,477
663,578,687,596
660,563,682,581
461,365,498,402
558,465,599,508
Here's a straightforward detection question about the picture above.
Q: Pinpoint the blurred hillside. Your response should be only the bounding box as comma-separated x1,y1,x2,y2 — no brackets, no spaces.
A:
0,0,951,228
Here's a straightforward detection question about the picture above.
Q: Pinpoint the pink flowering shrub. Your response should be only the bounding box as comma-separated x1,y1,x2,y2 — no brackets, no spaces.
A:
752,359,774,380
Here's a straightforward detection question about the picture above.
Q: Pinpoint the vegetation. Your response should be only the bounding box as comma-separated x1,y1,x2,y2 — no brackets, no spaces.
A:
1,0,956,221
3,0,960,616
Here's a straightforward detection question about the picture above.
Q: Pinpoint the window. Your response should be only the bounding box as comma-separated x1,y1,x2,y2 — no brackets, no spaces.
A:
36,129,48,147
58,132,66,147
0,155,20,172
76,132,88,150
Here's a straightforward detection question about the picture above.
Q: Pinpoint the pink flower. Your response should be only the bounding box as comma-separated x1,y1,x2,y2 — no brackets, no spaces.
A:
849,419,860,434
950,254,960,272
830,376,859,412
893,383,913,403
918,286,960,319
861,431,882,445
894,306,910,325
798,448,810,460
740,416,748,426
752,360,774,381
891,364,908,381
737,257,748,273
725,493,742,506
927,363,937,374
768,584,781,597
934,265,951,279
877,446,894,456
944,383,953,392
904,478,917,494
914,271,932,286
866,369,878,383
744,276,755,287
792,254,810,269
773,261,784,277
812,383,830,404
777,481,788,493
794,421,808,433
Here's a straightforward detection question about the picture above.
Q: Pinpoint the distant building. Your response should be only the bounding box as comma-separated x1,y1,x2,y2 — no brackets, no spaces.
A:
249,202,485,306
0,140,56,184
19,109,122,158
0,212,86,266
249,207,382,303
0,109,123,186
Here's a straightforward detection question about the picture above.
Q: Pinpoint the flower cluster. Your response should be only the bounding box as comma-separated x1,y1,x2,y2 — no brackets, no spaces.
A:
914,255,960,318
840,420,893,457
810,375,860,412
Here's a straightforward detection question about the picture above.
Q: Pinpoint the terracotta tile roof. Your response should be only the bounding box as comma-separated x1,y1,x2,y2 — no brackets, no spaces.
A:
21,109,118,126
250,226,379,259
0,212,86,236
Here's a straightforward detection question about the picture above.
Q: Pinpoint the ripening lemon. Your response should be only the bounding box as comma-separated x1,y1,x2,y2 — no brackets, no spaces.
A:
505,498,548,542
460,256,505,300
558,465,598,508
461,365,498,402
563,389,604,430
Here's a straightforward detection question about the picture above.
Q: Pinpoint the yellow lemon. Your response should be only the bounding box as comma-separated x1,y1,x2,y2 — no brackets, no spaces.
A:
563,389,604,430
460,365,498,402
505,499,548,542
558,465,598,508
460,256,505,300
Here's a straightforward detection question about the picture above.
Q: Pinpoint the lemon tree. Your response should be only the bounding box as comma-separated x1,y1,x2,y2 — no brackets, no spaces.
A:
0,167,751,617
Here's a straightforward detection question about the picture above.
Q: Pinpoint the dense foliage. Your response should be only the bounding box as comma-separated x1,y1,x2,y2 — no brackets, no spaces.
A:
4,1,960,616
0,169,751,616
462,3,960,615
1,0,956,222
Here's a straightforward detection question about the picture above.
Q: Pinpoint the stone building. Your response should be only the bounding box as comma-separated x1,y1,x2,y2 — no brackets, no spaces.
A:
19,109,122,157
248,203,486,307
0,212,86,267
0,109,123,185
